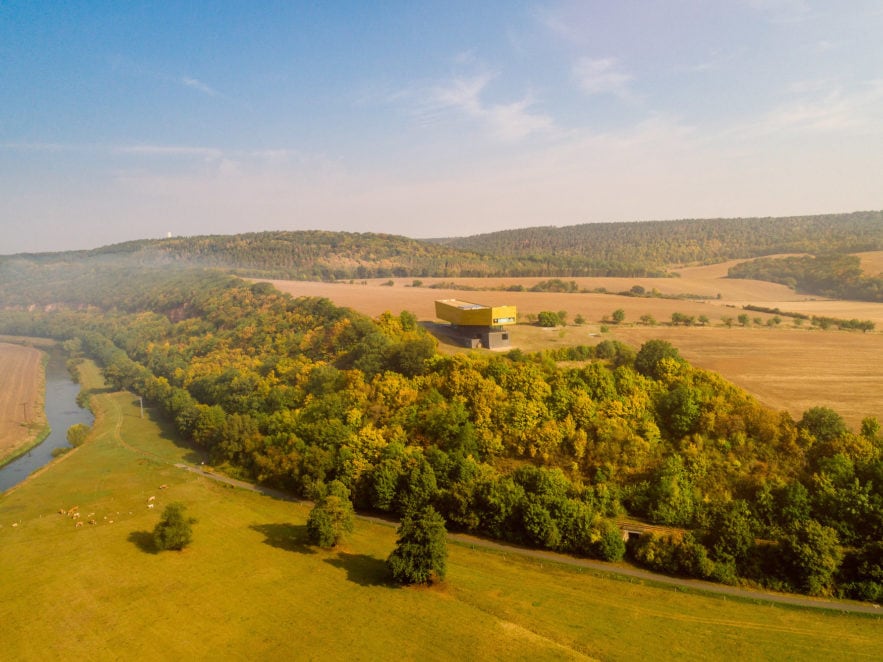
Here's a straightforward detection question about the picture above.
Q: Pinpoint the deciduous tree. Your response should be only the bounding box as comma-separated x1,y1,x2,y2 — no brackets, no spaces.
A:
153,502,196,551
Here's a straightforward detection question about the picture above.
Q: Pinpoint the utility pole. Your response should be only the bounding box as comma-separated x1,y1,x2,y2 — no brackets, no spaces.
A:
139,397,144,418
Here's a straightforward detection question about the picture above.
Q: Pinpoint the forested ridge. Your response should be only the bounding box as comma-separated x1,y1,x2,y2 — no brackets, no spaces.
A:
438,210,883,265
729,253,883,302
3,210,881,282
1,268,881,601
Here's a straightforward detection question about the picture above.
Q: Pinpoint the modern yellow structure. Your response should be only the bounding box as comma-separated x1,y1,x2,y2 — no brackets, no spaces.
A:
434,299,517,327
434,299,516,349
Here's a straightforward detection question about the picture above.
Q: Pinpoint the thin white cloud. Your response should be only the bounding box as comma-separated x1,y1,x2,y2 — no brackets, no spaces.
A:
428,73,554,141
572,57,633,98
740,80,883,136
181,76,218,96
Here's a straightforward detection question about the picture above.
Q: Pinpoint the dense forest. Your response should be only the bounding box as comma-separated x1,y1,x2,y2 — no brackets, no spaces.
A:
3,210,881,282
729,253,883,302
1,268,880,601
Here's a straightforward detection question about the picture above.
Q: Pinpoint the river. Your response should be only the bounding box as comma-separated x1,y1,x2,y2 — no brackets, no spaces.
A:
0,350,94,492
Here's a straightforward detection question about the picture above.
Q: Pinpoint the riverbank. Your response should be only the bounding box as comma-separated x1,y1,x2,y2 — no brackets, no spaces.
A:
0,343,93,493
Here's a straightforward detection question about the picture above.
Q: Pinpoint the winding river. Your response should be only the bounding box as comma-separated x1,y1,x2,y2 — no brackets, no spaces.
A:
0,350,93,492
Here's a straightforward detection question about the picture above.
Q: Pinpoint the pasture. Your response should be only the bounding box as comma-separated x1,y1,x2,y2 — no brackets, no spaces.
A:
0,342,46,465
264,257,883,428
1,359,881,660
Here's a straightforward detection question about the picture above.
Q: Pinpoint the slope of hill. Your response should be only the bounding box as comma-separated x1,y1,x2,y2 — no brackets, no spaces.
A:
436,211,883,267
2,211,882,291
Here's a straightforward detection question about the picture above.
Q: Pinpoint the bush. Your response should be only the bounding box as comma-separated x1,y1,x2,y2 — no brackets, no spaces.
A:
537,311,561,327
153,502,196,551
630,531,714,579
591,519,626,561
66,423,90,447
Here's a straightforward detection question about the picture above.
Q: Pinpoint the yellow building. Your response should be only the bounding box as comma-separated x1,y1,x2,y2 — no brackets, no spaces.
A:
434,299,516,349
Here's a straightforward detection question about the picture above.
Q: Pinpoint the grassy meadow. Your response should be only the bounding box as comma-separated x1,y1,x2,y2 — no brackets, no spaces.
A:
0,360,881,660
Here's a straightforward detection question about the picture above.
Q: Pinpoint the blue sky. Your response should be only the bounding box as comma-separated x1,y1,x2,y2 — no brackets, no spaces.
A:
2,1,882,253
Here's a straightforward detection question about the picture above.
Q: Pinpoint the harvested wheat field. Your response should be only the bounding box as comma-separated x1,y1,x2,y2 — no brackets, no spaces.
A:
0,343,45,463
265,271,883,429
857,250,883,276
610,326,883,428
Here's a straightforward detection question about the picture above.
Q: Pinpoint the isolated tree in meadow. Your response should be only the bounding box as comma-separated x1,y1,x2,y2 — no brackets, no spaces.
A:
153,502,196,551
307,481,355,548
611,308,625,324
66,423,90,447
387,505,448,585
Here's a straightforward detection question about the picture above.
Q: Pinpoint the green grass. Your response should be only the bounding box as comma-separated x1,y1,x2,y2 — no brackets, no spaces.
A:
1,362,880,661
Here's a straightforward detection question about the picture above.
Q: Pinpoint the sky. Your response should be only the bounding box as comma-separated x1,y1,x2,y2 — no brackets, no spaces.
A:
2,1,882,254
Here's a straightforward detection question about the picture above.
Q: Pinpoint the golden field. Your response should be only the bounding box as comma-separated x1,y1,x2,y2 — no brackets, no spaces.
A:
263,254,883,428
0,342,46,463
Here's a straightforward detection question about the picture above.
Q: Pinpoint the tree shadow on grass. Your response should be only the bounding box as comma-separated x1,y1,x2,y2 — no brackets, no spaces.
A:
324,553,395,588
250,523,316,555
135,400,206,465
128,530,159,555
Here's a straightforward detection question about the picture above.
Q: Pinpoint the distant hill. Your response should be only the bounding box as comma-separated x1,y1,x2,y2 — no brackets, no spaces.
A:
2,212,882,304
435,211,883,266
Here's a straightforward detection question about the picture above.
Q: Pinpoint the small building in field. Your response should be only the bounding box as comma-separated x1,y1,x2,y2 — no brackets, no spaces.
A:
434,299,516,349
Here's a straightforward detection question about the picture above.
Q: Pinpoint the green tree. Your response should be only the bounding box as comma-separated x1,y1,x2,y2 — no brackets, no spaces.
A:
387,505,448,585
658,385,701,438
153,502,196,551
778,519,843,595
612,308,625,324
704,500,755,565
537,311,560,327
66,423,90,447
591,518,626,561
307,481,355,548
634,339,683,380
799,407,848,444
